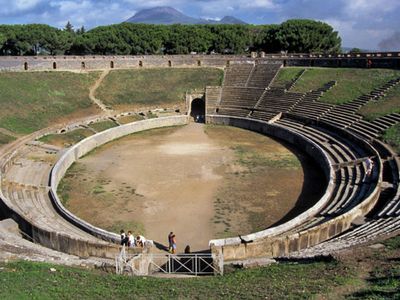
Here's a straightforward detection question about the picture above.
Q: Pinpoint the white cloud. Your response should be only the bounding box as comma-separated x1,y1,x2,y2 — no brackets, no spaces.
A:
0,0,43,15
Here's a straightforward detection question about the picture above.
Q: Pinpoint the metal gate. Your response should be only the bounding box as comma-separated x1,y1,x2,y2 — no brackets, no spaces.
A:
116,247,223,276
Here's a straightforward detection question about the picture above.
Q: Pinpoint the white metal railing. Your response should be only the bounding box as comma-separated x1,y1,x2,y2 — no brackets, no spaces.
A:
147,253,222,276
116,247,223,276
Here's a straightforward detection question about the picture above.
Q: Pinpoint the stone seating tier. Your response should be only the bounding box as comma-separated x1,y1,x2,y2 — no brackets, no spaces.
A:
219,87,264,108
246,64,282,88
223,64,254,87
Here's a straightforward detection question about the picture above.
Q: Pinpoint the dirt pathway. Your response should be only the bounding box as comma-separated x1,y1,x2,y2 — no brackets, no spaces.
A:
89,69,111,113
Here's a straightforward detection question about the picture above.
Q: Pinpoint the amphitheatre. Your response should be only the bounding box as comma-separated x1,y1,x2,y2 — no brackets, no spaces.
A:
0,52,399,294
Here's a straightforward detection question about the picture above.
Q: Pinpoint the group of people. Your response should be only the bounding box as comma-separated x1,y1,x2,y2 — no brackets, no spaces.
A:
120,230,147,248
120,229,180,253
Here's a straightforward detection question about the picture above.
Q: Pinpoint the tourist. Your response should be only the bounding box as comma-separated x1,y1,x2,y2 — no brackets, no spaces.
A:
171,234,177,254
136,235,146,248
184,245,191,254
120,229,128,246
168,232,174,252
127,231,135,247
366,156,374,177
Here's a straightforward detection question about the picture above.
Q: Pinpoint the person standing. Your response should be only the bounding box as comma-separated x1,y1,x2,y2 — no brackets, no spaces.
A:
171,234,177,254
366,156,374,177
120,229,127,246
168,232,174,252
127,231,135,247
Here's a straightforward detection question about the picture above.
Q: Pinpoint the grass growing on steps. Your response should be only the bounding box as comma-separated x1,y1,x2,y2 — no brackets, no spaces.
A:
0,132,16,146
96,68,223,109
359,84,400,121
39,128,94,147
273,67,305,87
0,260,354,299
290,67,400,105
0,71,100,135
382,124,400,154
88,120,118,132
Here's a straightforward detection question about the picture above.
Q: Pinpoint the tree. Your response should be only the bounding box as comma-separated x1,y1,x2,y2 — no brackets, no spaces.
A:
64,21,74,33
349,48,362,54
76,26,85,35
274,19,341,54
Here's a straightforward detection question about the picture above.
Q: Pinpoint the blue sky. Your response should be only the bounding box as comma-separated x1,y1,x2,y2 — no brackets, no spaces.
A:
0,0,399,50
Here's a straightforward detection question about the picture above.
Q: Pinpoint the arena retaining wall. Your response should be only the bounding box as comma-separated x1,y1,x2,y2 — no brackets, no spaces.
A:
50,115,189,245
206,115,382,262
0,53,399,72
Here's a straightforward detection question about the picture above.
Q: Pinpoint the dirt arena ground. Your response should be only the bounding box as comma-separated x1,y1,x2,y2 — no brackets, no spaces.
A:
61,123,325,251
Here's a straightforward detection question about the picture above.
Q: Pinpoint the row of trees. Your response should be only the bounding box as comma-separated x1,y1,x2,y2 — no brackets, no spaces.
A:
0,20,341,56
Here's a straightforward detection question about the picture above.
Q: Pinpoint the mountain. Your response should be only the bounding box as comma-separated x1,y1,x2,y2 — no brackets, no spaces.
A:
126,7,247,25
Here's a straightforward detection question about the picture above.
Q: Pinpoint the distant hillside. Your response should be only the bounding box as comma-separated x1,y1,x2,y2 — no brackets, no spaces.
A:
125,6,247,25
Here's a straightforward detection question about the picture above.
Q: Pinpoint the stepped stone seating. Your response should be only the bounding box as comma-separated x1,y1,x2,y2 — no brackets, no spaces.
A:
223,64,254,87
246,64,282,88
370,113,400,132
266,118,380,246
275,117,374,218
288,81,336,120
205,86,222,115
1,182,103,242
216,107,250,118
252,88,304,121
290,145,400,258
285,69,306,91
321,77,400,130
219,87,264,108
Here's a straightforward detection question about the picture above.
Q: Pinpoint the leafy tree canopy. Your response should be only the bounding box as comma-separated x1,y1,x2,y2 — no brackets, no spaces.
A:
0,20,342,56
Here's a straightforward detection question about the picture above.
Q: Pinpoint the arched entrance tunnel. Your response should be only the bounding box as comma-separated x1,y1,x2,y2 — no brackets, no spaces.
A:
190,98,205,123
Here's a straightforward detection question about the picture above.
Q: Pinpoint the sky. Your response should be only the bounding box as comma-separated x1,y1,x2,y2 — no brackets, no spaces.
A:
0,0,399,50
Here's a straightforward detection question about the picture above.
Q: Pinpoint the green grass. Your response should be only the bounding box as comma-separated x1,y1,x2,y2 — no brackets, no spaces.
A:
89,120,118,132
383,235,400,250
57,163,86,205
0,71,100,134
233,145,301,169
117,114,145,124
348,264,400,299
106,221,146,236
96,68,223,107
273,67,305,87
382,124,400,154
290,67,400,104
359,84,400,120
39,128,94,146
0,132,16,145
0,260,353,299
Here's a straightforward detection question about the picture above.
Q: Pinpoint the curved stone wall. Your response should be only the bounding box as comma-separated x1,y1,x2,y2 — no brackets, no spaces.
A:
50,115,189,243
206,115,382,261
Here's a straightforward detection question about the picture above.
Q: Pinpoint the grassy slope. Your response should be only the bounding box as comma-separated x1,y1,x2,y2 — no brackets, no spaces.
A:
289,67,400,104
0,132,16,145
0,72,100,134
2,235,399,299
96,68,223,108
382,124,400,153
273,67,305,87
359,83,400,120
39,128,94,147
0,260,352,299
88,120,118,132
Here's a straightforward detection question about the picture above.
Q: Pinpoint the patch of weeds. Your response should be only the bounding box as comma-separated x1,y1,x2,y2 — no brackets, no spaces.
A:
106,221,146,236
383,235,400,250
92,184,105,194
233,145,301,169
146,111,158,119
382,124,400,154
